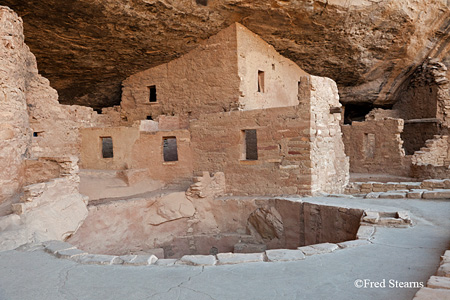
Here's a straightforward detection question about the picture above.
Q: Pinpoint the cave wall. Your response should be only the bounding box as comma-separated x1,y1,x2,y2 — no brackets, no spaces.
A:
1,1,449,109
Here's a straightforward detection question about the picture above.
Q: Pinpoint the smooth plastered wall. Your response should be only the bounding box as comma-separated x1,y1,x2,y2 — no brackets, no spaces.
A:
236,23,307,111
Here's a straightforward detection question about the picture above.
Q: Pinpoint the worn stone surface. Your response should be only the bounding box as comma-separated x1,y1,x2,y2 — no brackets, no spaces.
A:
365,192,381,199
154,259,178,266
356,225,375,240
217,252,265,265
437,263,450,277
43,240,75,254
378,192,407,199
413,288,450,300
298,242,339,256
427,276,450,289
363,211,380,224
233,243,267,254
74,254,123,265
265,249,306,262
177,255,216,266
247,207,284,241
423,189,450,199
408,190,426,199
338,239,371,249
55,248,87,259
443,250,450,263
120,255,158,266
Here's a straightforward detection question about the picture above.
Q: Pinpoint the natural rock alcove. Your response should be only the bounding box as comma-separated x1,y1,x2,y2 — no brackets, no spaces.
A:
67,196,364,259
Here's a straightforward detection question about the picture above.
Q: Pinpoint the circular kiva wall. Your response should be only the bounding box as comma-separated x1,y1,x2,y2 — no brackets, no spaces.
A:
68,194,364,259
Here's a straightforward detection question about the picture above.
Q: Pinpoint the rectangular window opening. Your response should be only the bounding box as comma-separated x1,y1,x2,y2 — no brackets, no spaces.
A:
257,70,265,93
364,133,376,159
244,129,258,160
101,137,114,158
163,137,178,162
149,85,157,103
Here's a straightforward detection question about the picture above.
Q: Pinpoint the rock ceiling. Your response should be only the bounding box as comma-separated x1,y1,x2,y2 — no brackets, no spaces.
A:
3,0,450,109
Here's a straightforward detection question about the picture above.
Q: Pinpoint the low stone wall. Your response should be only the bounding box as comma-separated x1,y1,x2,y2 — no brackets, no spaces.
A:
411,135,449,166
411,164,450,179
346,179,450,199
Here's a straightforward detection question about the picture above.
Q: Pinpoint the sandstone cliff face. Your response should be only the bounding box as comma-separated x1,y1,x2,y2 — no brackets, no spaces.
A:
0,7,32,201
2,0,450,109
0,6,111,204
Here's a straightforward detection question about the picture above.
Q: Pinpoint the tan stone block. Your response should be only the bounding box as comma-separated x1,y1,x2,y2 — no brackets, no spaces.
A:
177,255,216,266
413,288,450,300
378,192,406,199
337,239,371,248
427,276,450,289
75,254,124,265
442,250,450,263
265,249,306,262
437,263,450,278
408,189,426,199
363,211,380,224
356,225,375,240
217,252,265,264
423,189,450,199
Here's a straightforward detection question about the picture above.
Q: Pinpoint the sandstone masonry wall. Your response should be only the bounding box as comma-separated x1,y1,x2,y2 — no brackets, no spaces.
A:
0,7,118,204
309,76,349,194
80,124,194,185
26,77,113,159
412,135,449,167
190,105,313,196
342,118,411,176
120,24,241,124
0,7,31,203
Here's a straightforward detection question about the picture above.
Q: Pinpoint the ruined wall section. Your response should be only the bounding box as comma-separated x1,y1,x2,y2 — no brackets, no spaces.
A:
26,76,113,159
121,24,241,124
236,23,307,111
411,135,449,166
393,59,449,154
190,106,313,196
0,7,31,203
308,76,349,194
342,118,411,176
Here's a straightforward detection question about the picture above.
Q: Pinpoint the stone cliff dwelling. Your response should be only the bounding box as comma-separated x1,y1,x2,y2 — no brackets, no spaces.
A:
1,2,450,300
